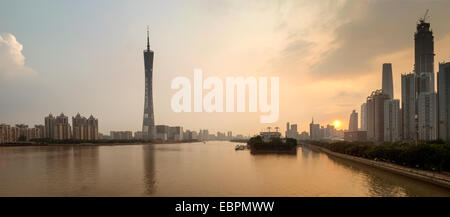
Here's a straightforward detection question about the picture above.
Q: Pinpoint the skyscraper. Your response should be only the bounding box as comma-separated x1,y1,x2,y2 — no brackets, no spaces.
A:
286,122,299,139
399,13,437,141
401,73,416,141
360,103,367,131
366,90,390,142
286,122,290,137
414,14,436,141
309,118,321,141
417,71,434,94
414,15,434,75
142,27,155,140
418,92,437,140
366,95,375,140
348,110,358,132
416,70,436,140
384,99,401,142
438,62,450,140
382,63,394,99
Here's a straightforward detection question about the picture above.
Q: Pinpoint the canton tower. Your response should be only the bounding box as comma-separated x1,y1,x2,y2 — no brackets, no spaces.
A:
142,27,155,140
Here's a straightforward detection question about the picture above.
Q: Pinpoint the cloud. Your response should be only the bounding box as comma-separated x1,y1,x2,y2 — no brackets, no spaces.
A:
274,0,450,80
0,33,36,79
282,39,314,57
333,90,363,99
308,0,450,79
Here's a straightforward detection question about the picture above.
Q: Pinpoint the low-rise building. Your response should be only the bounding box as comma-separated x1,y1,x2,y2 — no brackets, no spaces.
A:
110,131,133,140
156,125,169,141
168,126,183,141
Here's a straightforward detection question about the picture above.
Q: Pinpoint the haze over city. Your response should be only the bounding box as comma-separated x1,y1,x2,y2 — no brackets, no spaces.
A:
2,0,450,136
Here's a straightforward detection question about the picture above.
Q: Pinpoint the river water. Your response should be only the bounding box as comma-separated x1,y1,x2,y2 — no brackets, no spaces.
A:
0,141,449,196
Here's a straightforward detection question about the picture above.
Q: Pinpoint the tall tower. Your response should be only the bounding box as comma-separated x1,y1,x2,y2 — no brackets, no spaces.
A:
401,11,436,141
414,11,434,75
382,63,394,99
414,11,437,141
142,27,155,140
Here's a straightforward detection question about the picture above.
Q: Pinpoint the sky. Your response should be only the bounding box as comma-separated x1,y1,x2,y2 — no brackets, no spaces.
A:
1,0,450,136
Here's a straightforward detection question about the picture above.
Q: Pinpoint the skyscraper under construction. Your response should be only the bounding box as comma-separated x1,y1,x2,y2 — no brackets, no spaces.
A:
414,11,435,76
401,10,437,141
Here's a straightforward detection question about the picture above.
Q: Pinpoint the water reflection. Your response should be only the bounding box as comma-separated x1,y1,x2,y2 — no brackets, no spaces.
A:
142,145,156,195
324,153,449,197
301,146,311,158
72,147,99,194
0,142,449,196
0,146,100,196
45,147,71,195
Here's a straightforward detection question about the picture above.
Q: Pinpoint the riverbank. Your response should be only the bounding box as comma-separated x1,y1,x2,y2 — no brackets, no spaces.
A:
302,143,450,189
0,140,200,147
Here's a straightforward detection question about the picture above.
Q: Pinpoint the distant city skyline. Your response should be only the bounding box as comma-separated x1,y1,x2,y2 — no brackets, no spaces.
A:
2,1,450,136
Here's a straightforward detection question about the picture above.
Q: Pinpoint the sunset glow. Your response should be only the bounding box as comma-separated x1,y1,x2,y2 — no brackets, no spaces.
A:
333,120,342,129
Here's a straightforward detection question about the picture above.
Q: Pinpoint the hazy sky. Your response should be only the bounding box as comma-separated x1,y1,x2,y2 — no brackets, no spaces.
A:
1,0,450,136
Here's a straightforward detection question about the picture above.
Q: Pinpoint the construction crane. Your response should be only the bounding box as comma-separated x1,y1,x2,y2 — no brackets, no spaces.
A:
420,9,429,22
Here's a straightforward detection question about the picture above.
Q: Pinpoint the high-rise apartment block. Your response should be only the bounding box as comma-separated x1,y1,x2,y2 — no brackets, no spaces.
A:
45,113,71,140
72,113,99,141
384,99,401,142
401,73,417,141
0,123,44,143
418,92,437,140
366,90,390,142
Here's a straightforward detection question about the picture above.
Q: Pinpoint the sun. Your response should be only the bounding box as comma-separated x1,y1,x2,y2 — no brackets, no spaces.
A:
333,120,341,129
